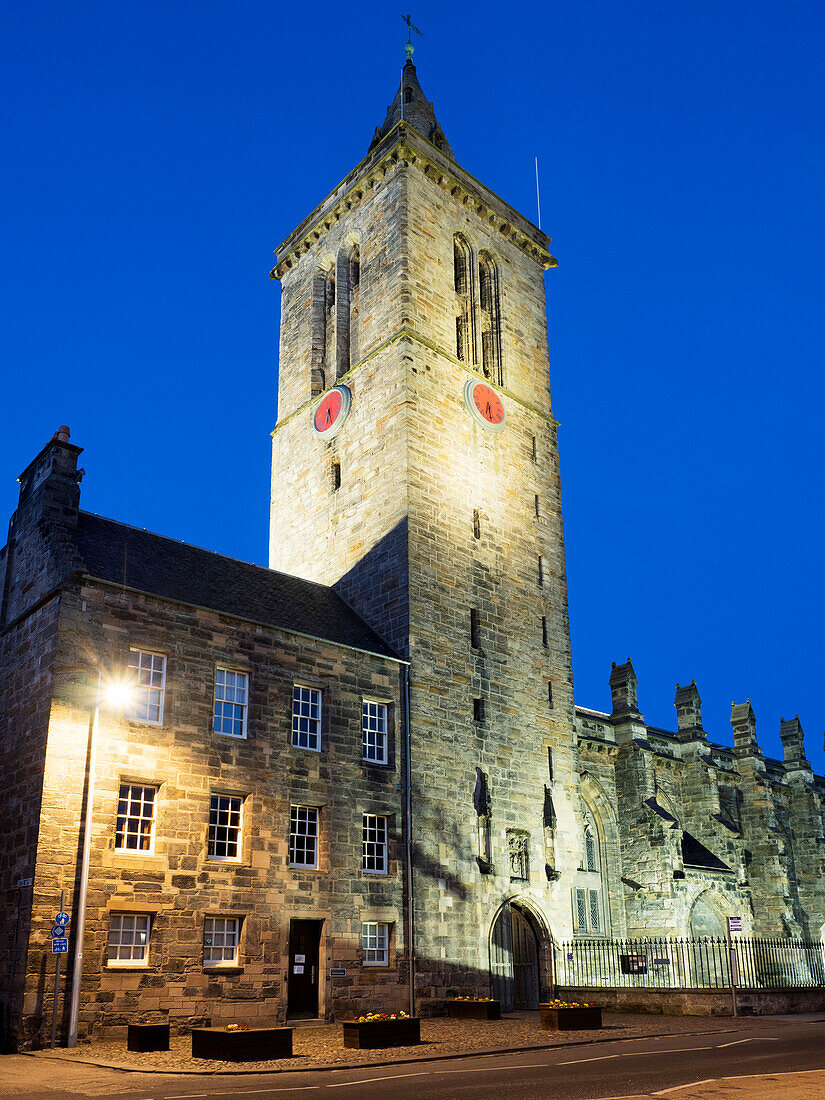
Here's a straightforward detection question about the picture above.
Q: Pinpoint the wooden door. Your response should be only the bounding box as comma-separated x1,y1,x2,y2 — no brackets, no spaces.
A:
511,906,540,1008
490,904,514,1011
287,919,322,1017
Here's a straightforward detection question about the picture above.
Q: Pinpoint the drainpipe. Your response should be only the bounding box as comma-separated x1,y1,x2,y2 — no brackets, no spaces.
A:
403,664,415,1018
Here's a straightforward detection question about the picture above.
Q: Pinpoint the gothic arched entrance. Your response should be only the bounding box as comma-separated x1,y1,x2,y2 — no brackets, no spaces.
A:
489,900,546,1010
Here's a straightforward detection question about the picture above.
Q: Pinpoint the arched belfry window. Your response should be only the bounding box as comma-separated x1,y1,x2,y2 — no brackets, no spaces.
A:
478,251,503,386
348,245,360,368
333,241,361,381
310,264,335,396
453,234,475,365
325,270,336,382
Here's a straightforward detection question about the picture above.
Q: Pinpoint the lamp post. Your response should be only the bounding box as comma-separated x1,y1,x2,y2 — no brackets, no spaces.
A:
67,675,132,1047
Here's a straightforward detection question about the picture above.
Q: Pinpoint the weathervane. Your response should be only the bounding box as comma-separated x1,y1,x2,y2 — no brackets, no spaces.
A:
402,13,423,60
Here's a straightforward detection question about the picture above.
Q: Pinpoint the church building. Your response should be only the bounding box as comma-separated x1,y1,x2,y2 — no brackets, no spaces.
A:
1,57,823,1049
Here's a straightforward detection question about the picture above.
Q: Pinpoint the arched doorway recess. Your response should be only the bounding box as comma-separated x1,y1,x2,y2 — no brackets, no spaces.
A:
489,900,550,1009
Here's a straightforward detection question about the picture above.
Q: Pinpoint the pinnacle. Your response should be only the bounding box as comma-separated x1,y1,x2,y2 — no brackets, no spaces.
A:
368,60,454,159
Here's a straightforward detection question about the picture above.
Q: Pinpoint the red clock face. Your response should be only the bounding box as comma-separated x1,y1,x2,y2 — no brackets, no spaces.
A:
472,383,504,426
314,389,343,433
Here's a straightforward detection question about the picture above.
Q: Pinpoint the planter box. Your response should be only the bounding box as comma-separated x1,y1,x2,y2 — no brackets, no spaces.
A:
127,1023,170,1052
341,1017,421,1049
540,1004,602,1031
191,1026,293,1061
447,999,501,1020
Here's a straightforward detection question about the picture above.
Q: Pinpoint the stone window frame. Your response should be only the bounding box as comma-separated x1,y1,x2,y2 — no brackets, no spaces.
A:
572,886,603,936
478,249,503,386
107,912,152,967
207,792,243,862
362,699,389,765
361,921,391,966
115,782,157,854
203,915,241,968
453,233,475,364
289,804,319,869
362,813,389,875
292,684,322,752
213,666,249,739
126,648,167,725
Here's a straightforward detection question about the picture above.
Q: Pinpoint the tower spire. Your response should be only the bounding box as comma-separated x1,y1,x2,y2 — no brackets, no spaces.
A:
369,34,454,159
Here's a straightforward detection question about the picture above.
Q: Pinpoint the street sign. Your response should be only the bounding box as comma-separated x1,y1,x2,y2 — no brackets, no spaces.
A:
728,916,742,933
51,926,64,938
55,912,70,927
51,939,68,954
329,968,347,977
17,877,34,888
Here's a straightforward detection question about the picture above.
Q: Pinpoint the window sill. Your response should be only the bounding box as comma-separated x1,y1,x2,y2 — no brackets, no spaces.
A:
106,963,153,971
203,966,244,974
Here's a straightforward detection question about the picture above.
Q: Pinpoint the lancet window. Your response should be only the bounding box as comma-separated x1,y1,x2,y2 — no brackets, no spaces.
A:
478,251,503,385
453,234,474,364
574,808,604,935
452,235,504,384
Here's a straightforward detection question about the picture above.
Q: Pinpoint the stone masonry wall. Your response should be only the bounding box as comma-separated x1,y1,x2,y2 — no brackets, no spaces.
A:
0,596,60,1049
22,580,406,1045
269,130,582,1008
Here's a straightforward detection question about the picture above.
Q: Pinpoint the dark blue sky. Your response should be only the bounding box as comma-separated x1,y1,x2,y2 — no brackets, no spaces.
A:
3,1,823,771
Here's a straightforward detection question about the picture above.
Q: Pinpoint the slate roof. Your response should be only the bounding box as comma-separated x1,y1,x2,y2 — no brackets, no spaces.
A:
73,512,399,660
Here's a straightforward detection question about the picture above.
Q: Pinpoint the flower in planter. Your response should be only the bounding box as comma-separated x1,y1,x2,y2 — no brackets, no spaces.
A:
545,1000,592,1008
353,1011,409,1022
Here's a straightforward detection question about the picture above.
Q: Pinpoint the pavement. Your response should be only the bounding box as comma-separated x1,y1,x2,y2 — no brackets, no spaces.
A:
23,1011,825,1085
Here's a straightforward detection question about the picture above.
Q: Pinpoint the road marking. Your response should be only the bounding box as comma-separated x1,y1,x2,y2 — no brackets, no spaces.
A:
559,1044,713,1066
654,1068,825,1095
558,1054,621,1065
439,1063,551,1074
717,1036,781,1048
327,1071,429,1087
654,1082,716,1096
231,1090,321,1095
621,1045,714,1057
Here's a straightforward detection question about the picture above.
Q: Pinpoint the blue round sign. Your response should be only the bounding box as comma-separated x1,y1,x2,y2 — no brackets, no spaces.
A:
55,912,70,927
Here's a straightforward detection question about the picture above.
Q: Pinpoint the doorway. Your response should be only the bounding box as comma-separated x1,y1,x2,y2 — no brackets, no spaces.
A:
490,901,543,1010
287,919,323,1018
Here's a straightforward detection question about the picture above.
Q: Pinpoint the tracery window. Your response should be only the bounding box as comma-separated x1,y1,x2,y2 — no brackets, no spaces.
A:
453,234,474,363
574,809,604,935
478,251,503,385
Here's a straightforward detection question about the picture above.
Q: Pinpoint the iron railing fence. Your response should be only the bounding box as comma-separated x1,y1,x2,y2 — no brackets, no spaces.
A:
556,936,825,990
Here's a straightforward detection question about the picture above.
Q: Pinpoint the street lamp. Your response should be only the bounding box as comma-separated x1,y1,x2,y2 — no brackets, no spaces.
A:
67,674,133,1047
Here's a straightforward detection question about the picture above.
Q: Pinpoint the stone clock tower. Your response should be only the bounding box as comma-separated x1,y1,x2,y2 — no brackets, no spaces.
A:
270,61,579,1008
